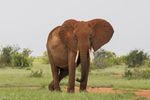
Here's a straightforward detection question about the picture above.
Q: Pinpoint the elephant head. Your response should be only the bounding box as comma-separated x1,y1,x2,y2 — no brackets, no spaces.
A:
59,19,114,90
59,19,114,52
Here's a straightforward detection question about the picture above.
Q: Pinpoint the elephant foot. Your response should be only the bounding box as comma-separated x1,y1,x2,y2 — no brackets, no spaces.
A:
67,87,75,93
48,81,61,92
80,89,88,92
80,83,87,92
48,85,61,92
54,87,61,92
48,84,54,91
80,86,87,92
49,84,61,91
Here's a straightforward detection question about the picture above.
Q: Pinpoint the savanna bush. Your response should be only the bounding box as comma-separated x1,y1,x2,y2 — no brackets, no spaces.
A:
0,45,33,68
29,69,43,77
91,49,122,69
11,53,33,67
0,45,19,67
124,68,150,79
143,59,150,67
125,49,149,68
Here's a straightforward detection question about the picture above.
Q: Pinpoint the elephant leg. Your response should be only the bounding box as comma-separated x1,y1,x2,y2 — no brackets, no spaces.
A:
48,80,54,91
49,68,68,91
67,50,76,93
47,50,60,91
49,55,79,91
51,66,60,91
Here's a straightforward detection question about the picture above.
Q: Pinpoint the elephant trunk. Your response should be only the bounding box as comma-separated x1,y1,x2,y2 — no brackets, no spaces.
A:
78,48,90,89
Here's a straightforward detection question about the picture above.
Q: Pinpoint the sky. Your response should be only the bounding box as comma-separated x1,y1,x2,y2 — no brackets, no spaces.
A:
0,0,150,56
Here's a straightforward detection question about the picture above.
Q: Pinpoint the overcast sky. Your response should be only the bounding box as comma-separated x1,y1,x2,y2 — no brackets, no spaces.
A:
0,0,150,56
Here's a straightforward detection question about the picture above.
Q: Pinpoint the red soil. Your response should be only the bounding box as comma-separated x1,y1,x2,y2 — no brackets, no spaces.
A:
74,87,150,99
135,90,150,99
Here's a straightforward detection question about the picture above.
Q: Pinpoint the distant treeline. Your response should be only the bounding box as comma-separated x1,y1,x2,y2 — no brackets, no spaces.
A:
1,45,150,69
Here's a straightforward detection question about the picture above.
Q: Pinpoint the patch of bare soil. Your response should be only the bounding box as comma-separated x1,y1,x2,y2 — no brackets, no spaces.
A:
74,86,150,99
135,90,150,99
74,87,122,93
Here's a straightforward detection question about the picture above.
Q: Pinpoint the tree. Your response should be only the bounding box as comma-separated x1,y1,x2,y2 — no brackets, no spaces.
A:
125,49,149,67
11,50,33,67
92,49,120,69
0,45,19,66
22,48,32,57
0,45,33,68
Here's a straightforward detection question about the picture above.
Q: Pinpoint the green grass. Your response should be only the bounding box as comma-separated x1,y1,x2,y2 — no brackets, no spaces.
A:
88,66,150,89
1,63,150,90
0,63,150,100
0,88,144,100
0,63,50,86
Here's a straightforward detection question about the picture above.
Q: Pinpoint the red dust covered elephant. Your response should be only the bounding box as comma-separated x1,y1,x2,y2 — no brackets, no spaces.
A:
46,19,114,93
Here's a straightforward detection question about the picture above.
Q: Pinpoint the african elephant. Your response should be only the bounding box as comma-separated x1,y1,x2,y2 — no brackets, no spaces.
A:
46,19,114,93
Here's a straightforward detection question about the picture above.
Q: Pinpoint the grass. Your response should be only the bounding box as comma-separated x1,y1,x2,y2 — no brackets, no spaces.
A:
0,62,150,100
88,66,150,89
0,63,50,86
0,88,143,100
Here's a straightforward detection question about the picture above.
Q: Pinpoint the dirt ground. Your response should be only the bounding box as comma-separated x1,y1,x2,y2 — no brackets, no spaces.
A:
74,87,150,99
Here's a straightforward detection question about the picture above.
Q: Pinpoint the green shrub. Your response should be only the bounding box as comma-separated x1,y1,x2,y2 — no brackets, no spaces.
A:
0,45,19,66
92,49,122,69
30,69,43,77
26,67,31,70
125,49,149,67
143,59,150,67
11,53,33,67
92,58,106,69
124,68,150,79
0,45,33,68
124,69,133,79
11,48,33,68
117,55,127,65
141,69,150,79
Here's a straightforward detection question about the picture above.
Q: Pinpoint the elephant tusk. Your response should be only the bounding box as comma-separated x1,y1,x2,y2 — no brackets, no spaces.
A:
75,50,79,63
89,48,94,61
89,48,94,52
89,49,91,58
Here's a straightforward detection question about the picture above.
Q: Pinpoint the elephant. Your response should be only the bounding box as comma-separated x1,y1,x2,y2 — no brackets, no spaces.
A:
46,19,114,93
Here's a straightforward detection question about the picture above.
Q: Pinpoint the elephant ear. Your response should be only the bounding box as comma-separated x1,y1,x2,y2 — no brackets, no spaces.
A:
59,19,78,52
88,19,114,51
